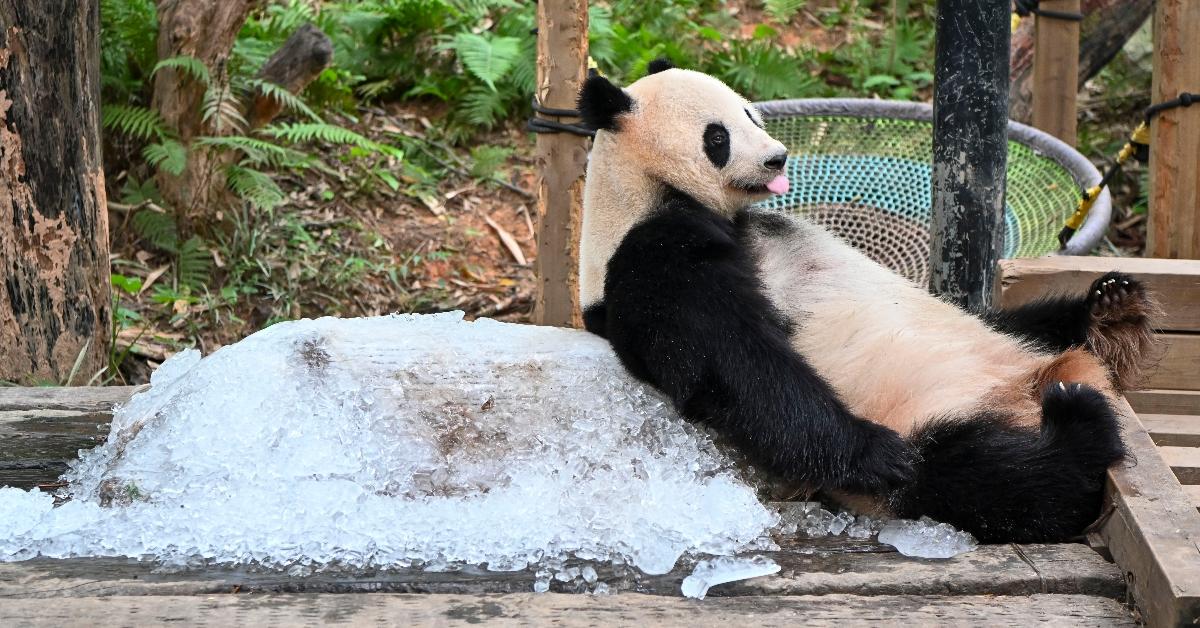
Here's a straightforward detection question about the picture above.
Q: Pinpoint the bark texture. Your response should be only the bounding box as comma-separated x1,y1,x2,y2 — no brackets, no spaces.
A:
151,0,258,229
0,1,111,384
1010,0,1156,123
247,23,333,129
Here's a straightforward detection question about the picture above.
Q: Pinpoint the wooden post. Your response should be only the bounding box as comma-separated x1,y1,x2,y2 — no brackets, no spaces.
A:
1147,0,1200,260
533,0,589,328
1009,0,1152,124
928,0,1010,310
1031,1,1081,145
0,0,112,384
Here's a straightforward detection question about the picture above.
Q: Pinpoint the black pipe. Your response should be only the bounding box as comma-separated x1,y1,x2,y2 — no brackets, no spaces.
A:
928,0,1011,310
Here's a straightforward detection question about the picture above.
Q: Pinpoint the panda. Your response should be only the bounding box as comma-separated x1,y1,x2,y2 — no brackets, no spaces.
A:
576,60,1156,543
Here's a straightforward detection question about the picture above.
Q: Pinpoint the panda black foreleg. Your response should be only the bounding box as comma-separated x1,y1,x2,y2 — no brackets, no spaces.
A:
601,199,914,492
892,382,1127,543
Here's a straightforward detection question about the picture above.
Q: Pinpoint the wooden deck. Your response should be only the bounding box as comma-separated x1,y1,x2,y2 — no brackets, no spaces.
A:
0,385,1135,626
1001,256,1200,627
0,256,1197,625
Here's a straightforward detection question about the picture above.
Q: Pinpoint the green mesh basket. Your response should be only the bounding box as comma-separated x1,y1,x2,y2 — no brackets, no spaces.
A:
753,99,1110,284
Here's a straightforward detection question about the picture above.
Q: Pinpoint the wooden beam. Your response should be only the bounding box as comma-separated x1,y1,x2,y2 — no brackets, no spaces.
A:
0,594,1138,626
1142,413,1200,447
532,0,588,328
1099,396,1200,627
1031,0,1082,145
998,256,1200,332
1127,389,1200,416
1147,333,1200,391
1160,446,1200,484
1146,0,1200,259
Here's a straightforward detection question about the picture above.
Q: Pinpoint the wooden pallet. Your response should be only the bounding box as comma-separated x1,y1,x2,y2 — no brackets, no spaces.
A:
1001,256,1200,627
0,385,1134,625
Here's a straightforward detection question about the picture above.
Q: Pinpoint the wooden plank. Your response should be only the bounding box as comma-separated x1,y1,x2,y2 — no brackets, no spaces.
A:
1126,389,1200,416
998,256,1200,331
0,544,1122,599
1159,446,1200,484
532,0,587,328
1099,397,1200,627
1146,0,1200,259
0,386,139,412
1141,414,1200,447
1184,484,1200,511
0,593,1138,627
1032,0,1081,145
1146,333,1200,391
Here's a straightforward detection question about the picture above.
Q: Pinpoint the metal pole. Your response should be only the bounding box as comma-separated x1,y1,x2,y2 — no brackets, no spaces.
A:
928,0,1011,310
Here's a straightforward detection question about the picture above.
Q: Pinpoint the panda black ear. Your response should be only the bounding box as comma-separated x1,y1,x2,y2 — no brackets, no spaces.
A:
646,58,675,75
577,75,634,132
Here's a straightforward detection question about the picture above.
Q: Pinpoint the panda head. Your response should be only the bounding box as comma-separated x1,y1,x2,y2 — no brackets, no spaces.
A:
577,60,790,216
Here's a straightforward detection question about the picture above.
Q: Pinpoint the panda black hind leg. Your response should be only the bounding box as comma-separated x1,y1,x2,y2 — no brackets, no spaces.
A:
984,271,1158,390
893,382,1127,543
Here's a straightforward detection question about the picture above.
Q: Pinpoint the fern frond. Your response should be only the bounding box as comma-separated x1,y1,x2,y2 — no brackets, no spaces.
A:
175,236,213,291
143,140,188,176
202,85,247,134
764,0,805,22
131,208,179,253
459,84,507,129
102,105,168,140
226,165,287,211
448,33,521,91
195,136,312,168
152,55,212,85
246,79,322,122
263,123,401,159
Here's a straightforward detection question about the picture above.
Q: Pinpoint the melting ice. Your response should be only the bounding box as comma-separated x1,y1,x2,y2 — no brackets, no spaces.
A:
680,555,780,599
0,313,778,575
877,516,977,558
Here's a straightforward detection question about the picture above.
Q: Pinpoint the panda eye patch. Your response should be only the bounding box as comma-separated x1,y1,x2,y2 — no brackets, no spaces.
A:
704,123,730,168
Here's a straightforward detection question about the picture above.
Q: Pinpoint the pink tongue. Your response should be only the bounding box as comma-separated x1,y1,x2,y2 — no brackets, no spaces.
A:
766,174,790,195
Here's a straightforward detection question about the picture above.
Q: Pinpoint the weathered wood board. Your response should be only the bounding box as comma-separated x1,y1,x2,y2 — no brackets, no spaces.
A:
1127,389,1200,416
0,544,1124,600
1099,398,1200,627
1141,414,1200,447
998,256,1200,331
0,593,1137,627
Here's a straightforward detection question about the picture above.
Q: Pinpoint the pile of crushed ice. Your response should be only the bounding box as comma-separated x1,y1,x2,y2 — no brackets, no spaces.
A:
0,313,778,578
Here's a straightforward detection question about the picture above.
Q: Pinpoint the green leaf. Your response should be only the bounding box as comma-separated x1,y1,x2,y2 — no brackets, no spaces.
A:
449,33,521,91
132,208,179,253
102,105,168,141
143,140,187,176
175,236,213,291
110,274,143,295
862,74,902,90
226,164,287,211
152,55,211,85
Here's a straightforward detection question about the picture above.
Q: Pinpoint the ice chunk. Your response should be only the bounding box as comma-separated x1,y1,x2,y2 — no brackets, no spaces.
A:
827,511,854,536
877,516,977,558
680,555,780,599
0,313,778,577
846,515,878,539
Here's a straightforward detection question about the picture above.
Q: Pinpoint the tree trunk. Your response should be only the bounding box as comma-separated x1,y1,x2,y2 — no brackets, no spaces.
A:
0,1,111,384
247,23,333,129
151,0,258,231
1010,0,1155,124
533,0,588,328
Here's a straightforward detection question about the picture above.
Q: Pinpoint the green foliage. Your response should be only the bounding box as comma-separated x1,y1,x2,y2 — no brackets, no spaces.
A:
447,33,523,91
152,55,212,86
469,145,512,181
102,105,168,141
764,0,806,23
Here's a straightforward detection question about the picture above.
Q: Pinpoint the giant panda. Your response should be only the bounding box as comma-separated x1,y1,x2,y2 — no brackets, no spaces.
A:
576,60,1156,543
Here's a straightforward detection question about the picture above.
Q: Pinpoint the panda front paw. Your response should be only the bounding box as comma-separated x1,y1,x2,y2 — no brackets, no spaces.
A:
1086,272,1150,326
837,420,915,493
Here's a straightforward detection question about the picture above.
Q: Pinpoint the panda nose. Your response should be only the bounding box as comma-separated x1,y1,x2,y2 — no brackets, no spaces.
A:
763,152,787,171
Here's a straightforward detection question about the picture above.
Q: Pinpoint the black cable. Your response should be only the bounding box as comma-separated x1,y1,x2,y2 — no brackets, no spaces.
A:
1143,92,1198,124
1014,0,1083,21
527,96,597,137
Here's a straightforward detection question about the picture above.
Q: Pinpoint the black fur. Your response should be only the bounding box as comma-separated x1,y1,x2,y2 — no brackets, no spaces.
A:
595,188,914,492
983,296,1090,352
647,58,676,75
703,123,730,169
893,383,1127,543
577,75,634,132
984,271,1146,351
583,303,607,338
